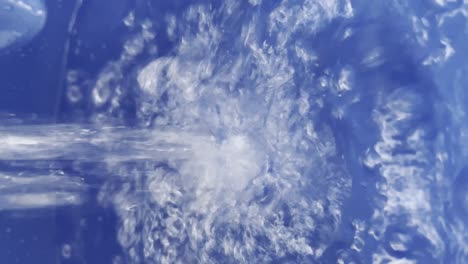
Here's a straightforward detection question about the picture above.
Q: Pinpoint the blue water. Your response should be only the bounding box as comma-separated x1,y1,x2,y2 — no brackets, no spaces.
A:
1,0,468,263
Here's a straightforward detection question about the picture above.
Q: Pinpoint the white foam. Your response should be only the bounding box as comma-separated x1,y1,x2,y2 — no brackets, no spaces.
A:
1,0,359,261
104,1,353,260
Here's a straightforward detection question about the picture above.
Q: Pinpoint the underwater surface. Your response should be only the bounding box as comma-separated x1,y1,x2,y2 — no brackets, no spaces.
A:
0,0,468,263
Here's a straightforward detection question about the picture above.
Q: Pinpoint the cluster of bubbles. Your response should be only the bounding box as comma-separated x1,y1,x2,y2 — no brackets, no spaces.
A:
75,0,354,262
59,0,468,262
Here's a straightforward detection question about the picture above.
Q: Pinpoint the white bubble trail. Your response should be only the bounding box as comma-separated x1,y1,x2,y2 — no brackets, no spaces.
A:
0,124,265,212
0,125,211,162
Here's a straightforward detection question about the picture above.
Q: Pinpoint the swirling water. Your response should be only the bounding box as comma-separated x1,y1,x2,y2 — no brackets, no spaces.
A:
1,0,468,263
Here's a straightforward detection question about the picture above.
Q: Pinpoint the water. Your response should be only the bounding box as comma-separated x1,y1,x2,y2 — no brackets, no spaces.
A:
0,0,47,50
1,0,468,263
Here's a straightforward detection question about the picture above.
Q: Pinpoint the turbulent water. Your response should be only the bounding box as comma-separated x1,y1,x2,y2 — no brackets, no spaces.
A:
0,0,47,49
1,0,468,263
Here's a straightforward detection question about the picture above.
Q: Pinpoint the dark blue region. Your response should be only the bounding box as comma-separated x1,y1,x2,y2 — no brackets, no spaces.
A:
0,0,81,118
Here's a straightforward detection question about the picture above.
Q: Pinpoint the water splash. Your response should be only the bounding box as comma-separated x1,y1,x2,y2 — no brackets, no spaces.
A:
0,118,349,262
6,0,468,262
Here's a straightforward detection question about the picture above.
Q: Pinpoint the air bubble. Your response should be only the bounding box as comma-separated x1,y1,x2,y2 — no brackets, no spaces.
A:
123,11,135,27
67,85,83,103
61,244,72,259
